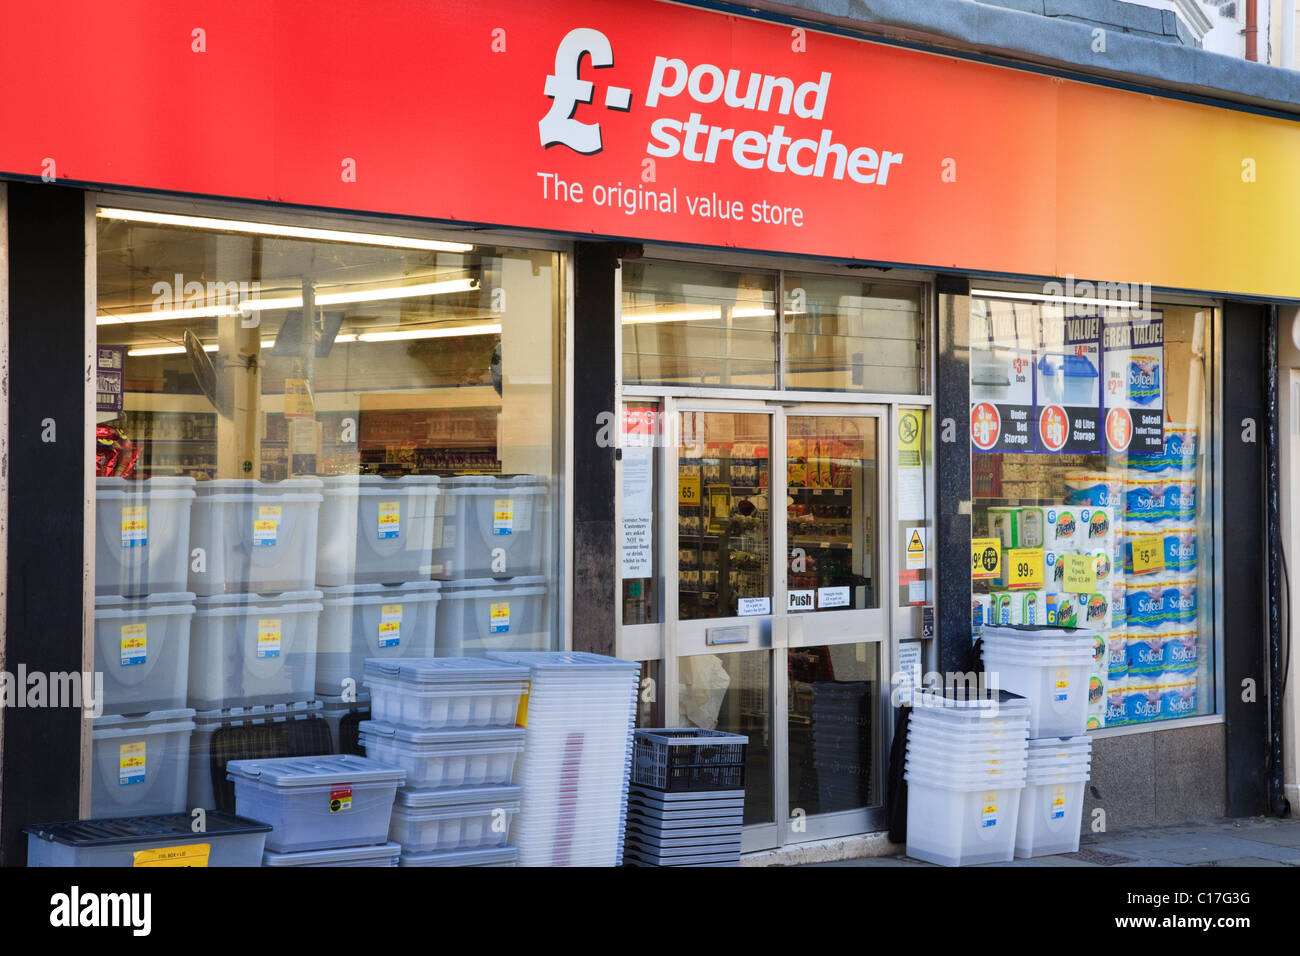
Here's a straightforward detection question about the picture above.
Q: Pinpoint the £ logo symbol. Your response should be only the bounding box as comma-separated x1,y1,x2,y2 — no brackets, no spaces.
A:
540,28,632,154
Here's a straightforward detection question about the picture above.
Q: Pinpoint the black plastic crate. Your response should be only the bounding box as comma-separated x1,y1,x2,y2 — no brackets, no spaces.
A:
632,728,748,792
207,716,332,813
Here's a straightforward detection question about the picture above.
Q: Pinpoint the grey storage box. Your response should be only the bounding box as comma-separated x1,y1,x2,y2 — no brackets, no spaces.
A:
261,841,401,867
227,753,405,852
96,477,196,597
189,590,323,710
316,475,441,586
94,592,195,715
316,581,440,696
431,475,547,580
189,478,322,596
435,576,549,656
25,812,271,867
91,709,197,819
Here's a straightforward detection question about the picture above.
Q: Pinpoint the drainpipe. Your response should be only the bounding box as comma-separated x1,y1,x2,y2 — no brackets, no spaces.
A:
1246,0,1259,61
1268,306,1289,816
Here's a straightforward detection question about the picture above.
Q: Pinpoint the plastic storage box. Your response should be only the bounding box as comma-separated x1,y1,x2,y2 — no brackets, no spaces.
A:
398,845,519,867
316,475,441,587
980,626,1094,738
91,709,197,819
189,590,323,710
96,477,196,597
187,702,330,812
904,772,1025,867
189,478,323,596
358,722,526,790
632,729,747,792
94,592,196,715
316,581,440,696
25,811,271,867
362,657,530,729
227,754,406,852
387,784,522,853
431,475,548,580
1015,735,1093,857
262,841,401,867
435,576,549,656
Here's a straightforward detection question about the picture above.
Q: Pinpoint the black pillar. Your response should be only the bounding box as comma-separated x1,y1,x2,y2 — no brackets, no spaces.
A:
1,183,88,864
1221,301,1268,817
570,242,620,657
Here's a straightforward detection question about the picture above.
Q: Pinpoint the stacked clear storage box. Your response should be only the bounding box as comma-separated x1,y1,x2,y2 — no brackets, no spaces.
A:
359,657,529,867
979,625,1095,858
624,729,747,867
226,753,404,866
93,477,199,819
485,651,640,867
187,479,324,714
904,689,1032,866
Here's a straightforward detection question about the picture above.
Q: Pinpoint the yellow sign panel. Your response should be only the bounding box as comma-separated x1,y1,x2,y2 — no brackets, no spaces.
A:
1006,548,1044,589
971,537,1001,580
1061,553,1098,593
706,485,732,535
898,410,924,467
283,378,315,418
1131,533,1166,575
133,843,211,867
679,475,701,505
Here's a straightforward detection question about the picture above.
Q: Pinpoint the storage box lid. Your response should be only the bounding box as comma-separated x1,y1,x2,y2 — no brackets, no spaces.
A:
487,651,641,673
358,721,526,746
93,708,197,737
398,845,520,866
320,474,441,491
394,784,522,809
193,700,324,729
442,474,547,490
225,753,406,787
94,592,197,613
196,477,323,493
363,656,529,683
195,590,324,613
1037,352,1098,379
262,842,402,866
23,811,271,846
96,476,197,498
320,581,441,605
437,577,549,599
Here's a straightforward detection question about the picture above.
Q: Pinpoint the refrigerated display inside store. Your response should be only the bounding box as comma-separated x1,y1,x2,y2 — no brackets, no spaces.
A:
968,298,1215,730
89,208,562,822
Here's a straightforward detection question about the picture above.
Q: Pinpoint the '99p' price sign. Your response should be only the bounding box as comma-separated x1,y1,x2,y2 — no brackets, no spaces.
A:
1006,548,1044,589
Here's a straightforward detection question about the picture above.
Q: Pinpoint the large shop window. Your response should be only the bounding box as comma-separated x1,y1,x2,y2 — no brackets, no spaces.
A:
90,207,560,820
968,296,1215,729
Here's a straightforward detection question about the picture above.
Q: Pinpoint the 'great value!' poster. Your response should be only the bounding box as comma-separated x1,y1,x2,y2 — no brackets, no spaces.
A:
1034,314,1102,454
1102,311,1164,455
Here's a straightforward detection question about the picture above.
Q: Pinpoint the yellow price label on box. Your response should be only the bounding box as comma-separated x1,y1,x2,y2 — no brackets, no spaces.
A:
1061,553,1098,593
1131,533,1166,575
1006,548,1044,589
678,475,701,505
971,537,1001,580
134,843,211,867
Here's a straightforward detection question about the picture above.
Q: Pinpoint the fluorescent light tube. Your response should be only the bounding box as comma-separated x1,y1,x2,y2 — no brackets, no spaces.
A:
97,278,479,325
356,323,501,342
970,289,1141,309
127,343,218,357
97,208,473,253
623,307,775,325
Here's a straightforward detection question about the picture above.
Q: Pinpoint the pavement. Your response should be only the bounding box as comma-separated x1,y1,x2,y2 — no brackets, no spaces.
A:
807,817,1300,866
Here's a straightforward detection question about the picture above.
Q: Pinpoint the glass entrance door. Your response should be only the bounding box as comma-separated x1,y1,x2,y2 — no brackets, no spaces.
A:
660,400,889,851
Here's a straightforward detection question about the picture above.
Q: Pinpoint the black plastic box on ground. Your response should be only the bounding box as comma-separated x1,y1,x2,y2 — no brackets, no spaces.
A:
25,811,272,867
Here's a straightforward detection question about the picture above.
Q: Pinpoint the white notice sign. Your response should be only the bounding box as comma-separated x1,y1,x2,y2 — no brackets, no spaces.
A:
738,597,771,616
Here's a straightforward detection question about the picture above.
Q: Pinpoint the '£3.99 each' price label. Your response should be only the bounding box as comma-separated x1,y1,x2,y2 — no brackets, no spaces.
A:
1005,548,1044,589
